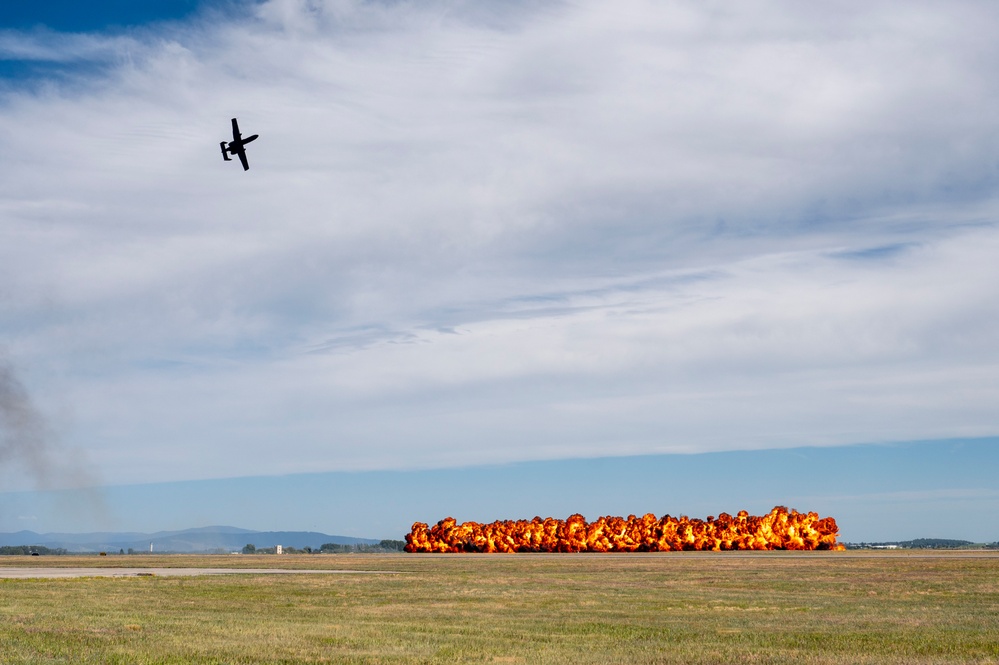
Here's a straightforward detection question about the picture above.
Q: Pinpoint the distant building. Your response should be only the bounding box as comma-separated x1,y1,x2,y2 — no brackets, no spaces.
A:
276,545,283,555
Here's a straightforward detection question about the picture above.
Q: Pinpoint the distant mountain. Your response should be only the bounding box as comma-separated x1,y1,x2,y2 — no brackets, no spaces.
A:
0,527,379,553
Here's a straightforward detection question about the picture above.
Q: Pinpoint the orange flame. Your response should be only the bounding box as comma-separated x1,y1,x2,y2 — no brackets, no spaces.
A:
405,506,843,553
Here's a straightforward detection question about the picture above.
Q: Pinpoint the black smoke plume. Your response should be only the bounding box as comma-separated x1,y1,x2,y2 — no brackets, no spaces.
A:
0,359,98,491
0,360,56,485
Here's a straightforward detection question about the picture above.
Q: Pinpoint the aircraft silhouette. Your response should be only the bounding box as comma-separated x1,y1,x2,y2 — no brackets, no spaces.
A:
220,118,258,170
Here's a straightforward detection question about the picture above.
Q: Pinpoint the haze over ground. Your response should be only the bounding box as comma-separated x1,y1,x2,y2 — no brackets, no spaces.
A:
1,0,998,542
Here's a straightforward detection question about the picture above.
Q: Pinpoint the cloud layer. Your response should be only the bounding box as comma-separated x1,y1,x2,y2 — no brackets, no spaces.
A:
2,0,998,487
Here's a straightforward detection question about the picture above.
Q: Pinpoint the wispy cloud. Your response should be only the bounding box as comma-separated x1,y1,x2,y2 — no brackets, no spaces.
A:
0,30,141,63
1,0,998,486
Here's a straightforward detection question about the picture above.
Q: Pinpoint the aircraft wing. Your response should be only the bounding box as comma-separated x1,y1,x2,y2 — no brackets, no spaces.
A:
231,117,241,140
236,147,250,171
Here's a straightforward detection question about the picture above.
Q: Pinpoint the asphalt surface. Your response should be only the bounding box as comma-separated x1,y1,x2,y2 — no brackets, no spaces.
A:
0,567,399,579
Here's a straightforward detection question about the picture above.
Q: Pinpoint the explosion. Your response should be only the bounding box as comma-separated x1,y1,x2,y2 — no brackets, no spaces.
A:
405,506,843,553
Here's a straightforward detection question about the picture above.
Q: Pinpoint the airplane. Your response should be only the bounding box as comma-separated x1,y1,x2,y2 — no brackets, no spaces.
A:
220,117,258,171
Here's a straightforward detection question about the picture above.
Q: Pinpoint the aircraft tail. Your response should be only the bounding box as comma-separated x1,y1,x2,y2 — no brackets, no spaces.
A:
220,141,231,161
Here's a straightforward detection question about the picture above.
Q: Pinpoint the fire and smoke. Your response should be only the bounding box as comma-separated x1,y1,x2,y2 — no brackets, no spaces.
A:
406,506,843,553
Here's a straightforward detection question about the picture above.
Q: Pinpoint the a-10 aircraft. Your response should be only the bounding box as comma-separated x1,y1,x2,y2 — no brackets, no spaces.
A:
220,117,258,170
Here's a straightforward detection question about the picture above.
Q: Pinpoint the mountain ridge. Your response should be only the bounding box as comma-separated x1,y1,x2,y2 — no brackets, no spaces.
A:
0,526,380,553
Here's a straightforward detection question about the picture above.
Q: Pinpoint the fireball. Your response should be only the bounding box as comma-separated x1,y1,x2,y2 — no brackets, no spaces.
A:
405,506,843,553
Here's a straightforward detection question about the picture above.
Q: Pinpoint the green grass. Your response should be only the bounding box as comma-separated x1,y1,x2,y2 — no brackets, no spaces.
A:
1,552,998,663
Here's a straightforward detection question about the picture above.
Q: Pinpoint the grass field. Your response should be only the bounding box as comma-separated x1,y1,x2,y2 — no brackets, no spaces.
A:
1,552,997,664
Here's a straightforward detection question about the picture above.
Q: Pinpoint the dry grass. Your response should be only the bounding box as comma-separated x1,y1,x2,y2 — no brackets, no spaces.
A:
1,552,998,663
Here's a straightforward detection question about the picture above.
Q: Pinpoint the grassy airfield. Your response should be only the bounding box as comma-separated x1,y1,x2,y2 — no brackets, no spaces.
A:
1,552,997,664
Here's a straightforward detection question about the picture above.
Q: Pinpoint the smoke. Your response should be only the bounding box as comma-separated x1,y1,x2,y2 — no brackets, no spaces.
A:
0,360,55,485
0,359,99,492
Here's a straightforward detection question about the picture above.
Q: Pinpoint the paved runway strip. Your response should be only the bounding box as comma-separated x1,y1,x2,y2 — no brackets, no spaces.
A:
0,568,399,579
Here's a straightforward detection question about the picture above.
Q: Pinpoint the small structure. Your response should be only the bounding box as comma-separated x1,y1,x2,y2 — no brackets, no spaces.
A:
276,545,283,555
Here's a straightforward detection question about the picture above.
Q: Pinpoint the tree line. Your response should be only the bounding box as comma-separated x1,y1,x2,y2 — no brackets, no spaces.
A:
846,539,999,549
240,540,406,554
0,545,68,555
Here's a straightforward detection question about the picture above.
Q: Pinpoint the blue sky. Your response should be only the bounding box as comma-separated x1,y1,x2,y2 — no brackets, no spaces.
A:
5,438,999,542
3,1,203,31
1,1,998,542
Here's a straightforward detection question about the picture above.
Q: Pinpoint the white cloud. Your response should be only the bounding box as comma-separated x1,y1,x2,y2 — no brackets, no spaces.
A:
0,30,142,64
1,0,998,487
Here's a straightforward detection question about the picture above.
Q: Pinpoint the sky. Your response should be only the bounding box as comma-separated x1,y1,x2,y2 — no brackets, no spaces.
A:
1,0,998,543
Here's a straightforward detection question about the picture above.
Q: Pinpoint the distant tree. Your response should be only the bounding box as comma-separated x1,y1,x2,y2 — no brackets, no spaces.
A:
0,545,67,555
242,544,256,554
317,541,405,553
906,538,973,549
0,546,29,555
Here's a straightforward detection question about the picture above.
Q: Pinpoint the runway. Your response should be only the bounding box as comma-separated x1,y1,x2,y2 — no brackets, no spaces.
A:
0,567,399,579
